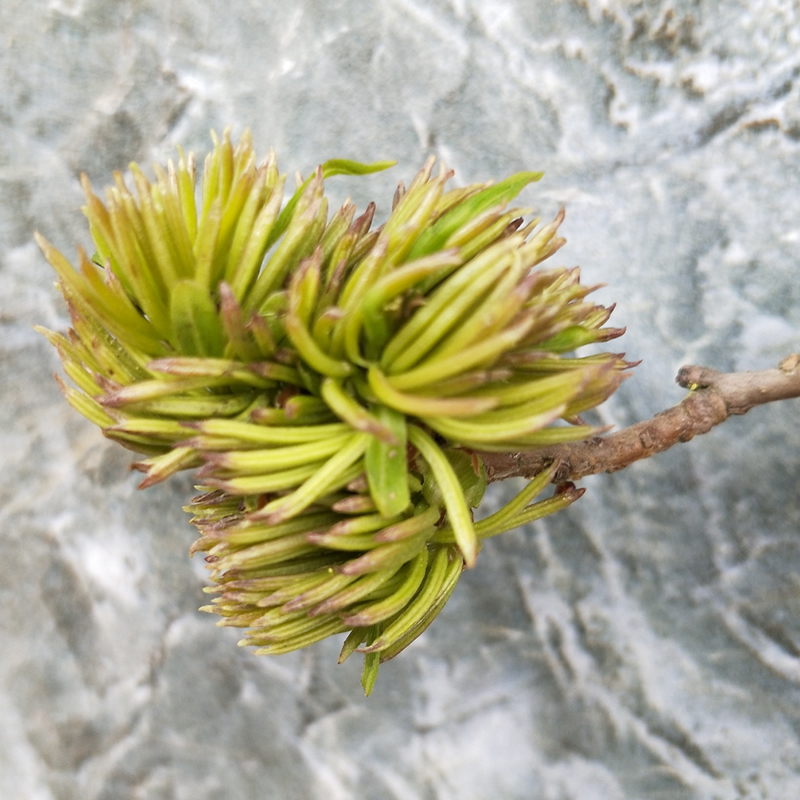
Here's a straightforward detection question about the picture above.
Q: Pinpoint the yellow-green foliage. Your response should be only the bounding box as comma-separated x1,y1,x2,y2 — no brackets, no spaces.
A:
37,130,629,692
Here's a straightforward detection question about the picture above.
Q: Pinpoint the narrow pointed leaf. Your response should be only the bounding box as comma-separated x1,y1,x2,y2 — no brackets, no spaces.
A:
365,405,410,517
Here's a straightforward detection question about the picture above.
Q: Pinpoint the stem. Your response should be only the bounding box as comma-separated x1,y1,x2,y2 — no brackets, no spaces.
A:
480,355,800,484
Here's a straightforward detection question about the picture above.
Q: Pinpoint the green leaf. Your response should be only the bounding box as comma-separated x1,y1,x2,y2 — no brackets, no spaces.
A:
377,548,463,662
339,628,368,663
365,405,411,517
419,448,486,510
342,548,429,626
266,158,395,255
320,158,397,179
169,279,225,356
408,426,479,568
362,546,449,651
537,325,599,353
254,433,371,523
321,379,398,443
405,170,543,260
361,651,380,696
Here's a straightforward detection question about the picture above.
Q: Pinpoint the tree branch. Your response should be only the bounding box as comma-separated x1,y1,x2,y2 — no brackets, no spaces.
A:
480,354,800,484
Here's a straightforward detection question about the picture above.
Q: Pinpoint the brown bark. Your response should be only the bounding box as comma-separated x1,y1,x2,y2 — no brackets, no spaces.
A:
480,354,800,484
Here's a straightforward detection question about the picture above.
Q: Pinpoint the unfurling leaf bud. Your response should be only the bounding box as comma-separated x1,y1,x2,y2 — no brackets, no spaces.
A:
37,129,631,693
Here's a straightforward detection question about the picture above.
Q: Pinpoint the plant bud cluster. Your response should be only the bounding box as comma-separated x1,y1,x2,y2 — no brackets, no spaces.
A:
37,130,630,691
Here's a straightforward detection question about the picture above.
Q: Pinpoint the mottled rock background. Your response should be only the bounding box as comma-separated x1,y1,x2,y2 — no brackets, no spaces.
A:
2,1,800,798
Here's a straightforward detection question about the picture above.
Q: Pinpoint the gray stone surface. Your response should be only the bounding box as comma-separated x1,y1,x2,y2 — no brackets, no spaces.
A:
2,0,800,797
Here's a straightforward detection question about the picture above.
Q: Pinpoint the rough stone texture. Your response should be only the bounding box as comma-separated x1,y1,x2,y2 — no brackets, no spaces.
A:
2,1,800,798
